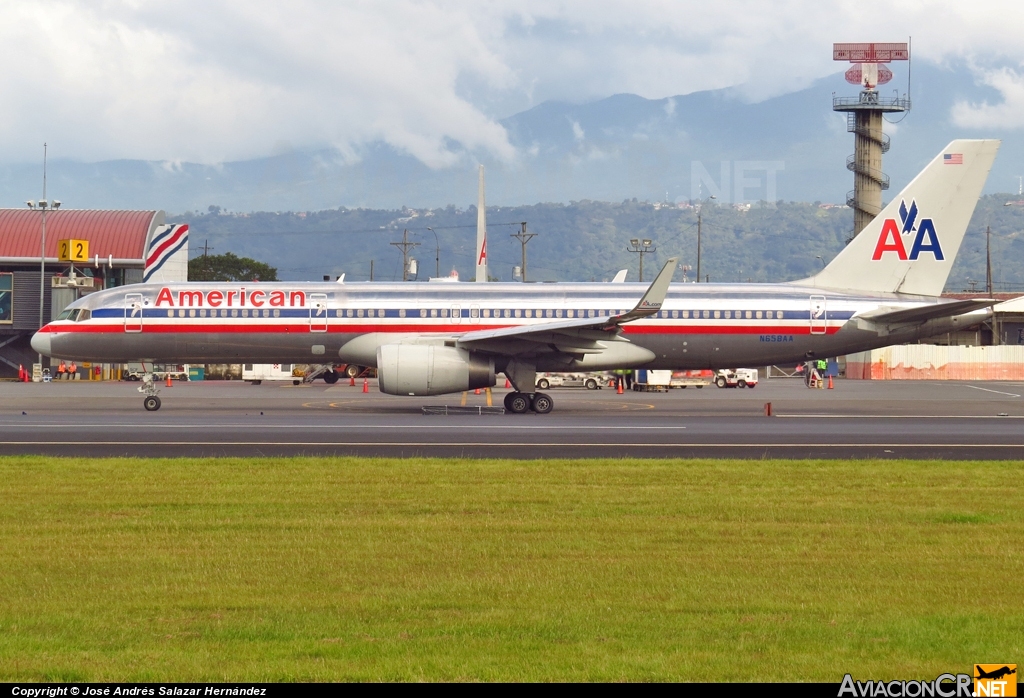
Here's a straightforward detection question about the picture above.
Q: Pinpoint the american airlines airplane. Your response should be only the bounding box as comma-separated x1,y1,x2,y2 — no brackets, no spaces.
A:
33,140,1001,414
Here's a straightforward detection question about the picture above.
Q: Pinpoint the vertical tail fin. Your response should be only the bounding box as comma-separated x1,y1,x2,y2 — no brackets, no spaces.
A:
796,139,999,296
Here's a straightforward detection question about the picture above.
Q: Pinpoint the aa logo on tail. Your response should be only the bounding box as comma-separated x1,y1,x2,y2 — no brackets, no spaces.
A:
871,199,945,261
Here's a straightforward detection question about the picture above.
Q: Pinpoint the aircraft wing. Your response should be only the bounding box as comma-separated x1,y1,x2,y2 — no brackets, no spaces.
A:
858,299,997,325
457,257,677,354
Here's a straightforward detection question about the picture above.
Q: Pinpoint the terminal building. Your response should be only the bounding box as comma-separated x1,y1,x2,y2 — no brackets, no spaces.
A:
0,208,187,378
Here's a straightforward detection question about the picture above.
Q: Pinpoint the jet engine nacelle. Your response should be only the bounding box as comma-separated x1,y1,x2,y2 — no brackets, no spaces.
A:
377,344,495,396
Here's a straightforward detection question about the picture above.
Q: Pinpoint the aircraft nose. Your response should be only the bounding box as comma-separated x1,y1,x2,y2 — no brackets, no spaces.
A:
31,329,51,356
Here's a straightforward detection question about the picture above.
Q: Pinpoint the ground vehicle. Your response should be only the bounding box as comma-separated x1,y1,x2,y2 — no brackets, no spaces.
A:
633,369,672,391
124,362,189,381
304,363,368,383
669,370,712,388
714,368,759,388
243,363,302,385
535,372,603,390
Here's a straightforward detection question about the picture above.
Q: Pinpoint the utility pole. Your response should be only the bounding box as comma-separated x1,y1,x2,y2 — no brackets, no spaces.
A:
370,260,374,281
510,222,536,282
986,225,992,295
696,195,715,282
201,239,214,279
390,229,420,282
626,238,656,282
987,225,998,345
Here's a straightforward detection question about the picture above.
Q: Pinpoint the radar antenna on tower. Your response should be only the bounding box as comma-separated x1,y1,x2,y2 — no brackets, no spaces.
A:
833,41,911,240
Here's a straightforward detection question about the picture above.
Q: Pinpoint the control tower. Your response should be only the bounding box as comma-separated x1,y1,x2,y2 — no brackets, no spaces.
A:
832,42,911,238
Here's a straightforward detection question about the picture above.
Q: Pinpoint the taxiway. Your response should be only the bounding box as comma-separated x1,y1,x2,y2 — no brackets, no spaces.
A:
1,378,1022,458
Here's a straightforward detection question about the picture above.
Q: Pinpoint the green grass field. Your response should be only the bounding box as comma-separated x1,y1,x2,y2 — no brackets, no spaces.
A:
0,456,1020,681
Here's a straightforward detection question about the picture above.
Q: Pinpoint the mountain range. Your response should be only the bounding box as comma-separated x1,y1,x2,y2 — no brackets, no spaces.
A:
0,60,1020,213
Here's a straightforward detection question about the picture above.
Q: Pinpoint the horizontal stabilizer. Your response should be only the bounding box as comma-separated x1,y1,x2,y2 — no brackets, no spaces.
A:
858,299,996,325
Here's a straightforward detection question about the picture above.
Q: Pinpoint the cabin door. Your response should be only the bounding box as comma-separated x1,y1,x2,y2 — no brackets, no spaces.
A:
809,295,827,335
309,293,328,333
124,293,143,333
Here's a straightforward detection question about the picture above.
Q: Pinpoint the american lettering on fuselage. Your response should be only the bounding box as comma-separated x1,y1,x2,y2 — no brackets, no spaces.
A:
33,140,1006,414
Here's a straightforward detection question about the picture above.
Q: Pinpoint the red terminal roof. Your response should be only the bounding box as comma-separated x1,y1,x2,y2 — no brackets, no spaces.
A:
0,209,161,262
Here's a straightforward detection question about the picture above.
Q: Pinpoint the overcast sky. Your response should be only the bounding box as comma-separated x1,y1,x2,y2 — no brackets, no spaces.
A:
2,0,1023,167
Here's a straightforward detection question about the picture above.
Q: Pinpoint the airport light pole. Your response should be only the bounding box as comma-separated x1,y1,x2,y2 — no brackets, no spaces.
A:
696,195,715,283
28,144,61,366
626,238,656,282
426,227,440,279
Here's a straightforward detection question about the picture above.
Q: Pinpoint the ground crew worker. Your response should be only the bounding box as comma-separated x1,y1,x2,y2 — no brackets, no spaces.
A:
69,361,77,380
816,358,827,389
57,360,67,380
613,368,630,391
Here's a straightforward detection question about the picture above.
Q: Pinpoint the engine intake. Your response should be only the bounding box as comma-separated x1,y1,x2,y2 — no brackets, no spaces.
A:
377,344,495,396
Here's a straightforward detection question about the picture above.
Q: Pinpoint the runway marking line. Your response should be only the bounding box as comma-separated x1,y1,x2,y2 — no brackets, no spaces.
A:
774,414,1024,418
2,441,1023,448
962,385,1022,398
0,423,688,431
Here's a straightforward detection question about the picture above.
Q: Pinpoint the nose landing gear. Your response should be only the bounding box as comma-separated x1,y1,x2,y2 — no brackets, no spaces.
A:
139,373,162,411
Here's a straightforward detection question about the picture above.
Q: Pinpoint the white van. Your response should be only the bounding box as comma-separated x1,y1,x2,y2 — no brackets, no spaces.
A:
243,363,302,385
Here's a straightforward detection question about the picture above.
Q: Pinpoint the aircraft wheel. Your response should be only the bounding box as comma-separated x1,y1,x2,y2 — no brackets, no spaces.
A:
503,392,515,410
144,396,161,412
323,370,339,384
530,392,554,414
345,364,363,378
507,392,532,414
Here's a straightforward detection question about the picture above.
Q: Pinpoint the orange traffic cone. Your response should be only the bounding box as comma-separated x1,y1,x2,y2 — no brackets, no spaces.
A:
616,380,624,395
362,378,369,393
764,402,773,417
18,364,24,382
349,373,355,386
474,388,480,395
504,377,511,388
166,374,173,387
828,374,834,390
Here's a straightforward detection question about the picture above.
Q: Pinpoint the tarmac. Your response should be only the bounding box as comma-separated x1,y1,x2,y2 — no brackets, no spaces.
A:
1,377,1023,459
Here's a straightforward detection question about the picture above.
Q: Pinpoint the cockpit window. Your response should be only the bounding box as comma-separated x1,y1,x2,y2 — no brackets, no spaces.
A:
57,309,74,321
77,309,91,321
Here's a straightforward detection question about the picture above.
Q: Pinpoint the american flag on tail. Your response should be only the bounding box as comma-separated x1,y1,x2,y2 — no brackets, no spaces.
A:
943,153,963,165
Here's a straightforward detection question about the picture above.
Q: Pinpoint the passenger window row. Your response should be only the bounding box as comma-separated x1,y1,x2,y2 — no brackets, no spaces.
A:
146,307,790,320
167,308,281,318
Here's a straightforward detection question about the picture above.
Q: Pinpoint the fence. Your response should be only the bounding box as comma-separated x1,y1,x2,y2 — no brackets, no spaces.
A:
846,345,1024,380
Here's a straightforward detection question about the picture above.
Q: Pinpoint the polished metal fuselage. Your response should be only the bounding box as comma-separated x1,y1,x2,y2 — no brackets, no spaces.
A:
36,280,982,371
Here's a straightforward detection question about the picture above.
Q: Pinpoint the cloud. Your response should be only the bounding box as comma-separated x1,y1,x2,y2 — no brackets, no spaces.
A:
2,1,1024,167
951,67,1024,129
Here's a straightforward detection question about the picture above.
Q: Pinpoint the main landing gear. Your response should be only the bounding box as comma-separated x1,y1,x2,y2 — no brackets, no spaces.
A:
503,391,554,415
139,373,162,411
